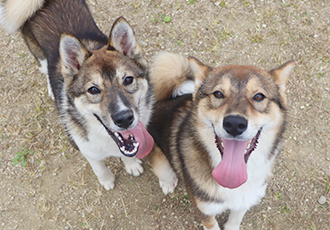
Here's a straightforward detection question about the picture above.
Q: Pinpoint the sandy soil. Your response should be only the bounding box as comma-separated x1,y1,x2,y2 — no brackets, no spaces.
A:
0,0,329,229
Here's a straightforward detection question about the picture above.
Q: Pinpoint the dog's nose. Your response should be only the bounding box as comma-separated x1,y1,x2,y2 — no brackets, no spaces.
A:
112,110,134,129
223,115,248,137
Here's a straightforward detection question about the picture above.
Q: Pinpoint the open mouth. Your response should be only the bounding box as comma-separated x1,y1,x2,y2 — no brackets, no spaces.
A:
216,129,262,164
212,128,262,189
94,114,154,158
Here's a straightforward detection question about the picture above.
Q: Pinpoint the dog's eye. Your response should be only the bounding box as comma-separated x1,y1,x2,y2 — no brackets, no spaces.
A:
213,91,224,99
123,76,134,86
88,86,101,95
253,93,265,101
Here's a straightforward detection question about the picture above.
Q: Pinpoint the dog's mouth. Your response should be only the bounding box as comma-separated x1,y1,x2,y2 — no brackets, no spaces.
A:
94,114,154,159
212,128,262,189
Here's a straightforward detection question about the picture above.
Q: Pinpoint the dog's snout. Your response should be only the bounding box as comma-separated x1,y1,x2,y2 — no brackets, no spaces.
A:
112,110,134,129
223,115,248,137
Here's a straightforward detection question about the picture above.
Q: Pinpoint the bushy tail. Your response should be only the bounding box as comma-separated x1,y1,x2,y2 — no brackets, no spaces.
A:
150,52,195,101
0,0,45,33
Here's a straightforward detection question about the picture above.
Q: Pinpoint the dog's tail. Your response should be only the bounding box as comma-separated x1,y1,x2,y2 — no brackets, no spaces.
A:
0,0,45,33
150,52,196,101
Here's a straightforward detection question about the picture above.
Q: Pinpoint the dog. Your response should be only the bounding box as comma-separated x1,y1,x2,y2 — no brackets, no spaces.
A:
147,52,295,230
0,0,154,190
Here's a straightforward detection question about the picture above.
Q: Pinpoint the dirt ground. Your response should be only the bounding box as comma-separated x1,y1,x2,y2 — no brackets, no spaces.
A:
0,0,329,229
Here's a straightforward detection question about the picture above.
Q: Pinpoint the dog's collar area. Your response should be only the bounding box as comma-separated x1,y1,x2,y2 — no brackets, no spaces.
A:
94,114,139,157
215,128,262,163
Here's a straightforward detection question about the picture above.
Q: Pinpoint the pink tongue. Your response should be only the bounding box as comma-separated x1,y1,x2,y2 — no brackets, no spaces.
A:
212,139,249,189
120,121,154,159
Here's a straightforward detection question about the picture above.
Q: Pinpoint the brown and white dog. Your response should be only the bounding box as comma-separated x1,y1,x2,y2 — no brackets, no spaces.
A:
147,52,294,229
0,0,154,190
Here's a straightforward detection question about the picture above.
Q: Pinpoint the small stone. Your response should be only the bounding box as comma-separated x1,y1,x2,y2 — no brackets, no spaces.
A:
318,195,326,205
138,41,148,47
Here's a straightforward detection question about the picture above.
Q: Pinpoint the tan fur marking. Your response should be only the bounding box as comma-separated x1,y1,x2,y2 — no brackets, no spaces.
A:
202,215,217,230
147,144,169,177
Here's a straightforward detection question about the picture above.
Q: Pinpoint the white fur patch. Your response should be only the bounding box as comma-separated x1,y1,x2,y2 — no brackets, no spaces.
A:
38,59,48,74
172,80,195,98
38,59,54,100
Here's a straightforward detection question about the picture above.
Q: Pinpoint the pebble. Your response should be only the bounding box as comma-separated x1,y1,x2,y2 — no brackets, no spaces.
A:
138,41,148,47
318,195,326,205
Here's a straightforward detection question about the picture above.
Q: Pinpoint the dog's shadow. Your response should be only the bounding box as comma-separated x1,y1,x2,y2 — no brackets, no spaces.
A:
216,211,229,230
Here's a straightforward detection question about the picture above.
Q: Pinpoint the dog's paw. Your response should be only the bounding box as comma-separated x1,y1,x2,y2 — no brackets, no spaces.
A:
98,173,115,190
124,158,144,176
99,179,115,190
97,168,115,190
203,224,220,230
223,223,239,230
159,174,178,195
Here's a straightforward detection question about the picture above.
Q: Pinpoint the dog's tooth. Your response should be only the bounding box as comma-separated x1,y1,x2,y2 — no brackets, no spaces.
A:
120,146,127,153
114,132,124,143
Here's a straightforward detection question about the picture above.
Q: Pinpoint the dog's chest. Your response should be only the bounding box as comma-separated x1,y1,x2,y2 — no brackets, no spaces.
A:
200,150,275,215
73,121,122,160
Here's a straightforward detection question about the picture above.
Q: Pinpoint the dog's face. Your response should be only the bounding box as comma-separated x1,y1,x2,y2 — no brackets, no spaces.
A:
196,65,286,141
68,49,149,131
59,17,154,159
190,58,295,188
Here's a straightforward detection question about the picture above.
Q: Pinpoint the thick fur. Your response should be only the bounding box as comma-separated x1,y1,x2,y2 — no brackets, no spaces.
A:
0,0,154,190
147,52,295,230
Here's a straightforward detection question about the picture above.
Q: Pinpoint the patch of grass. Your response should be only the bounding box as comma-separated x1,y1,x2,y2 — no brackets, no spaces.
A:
13,147,35,167
275,192,282,200
163,16,171,23
150,14,172,24
216,0,226,8
241,0,250,6
281,205,291,214
181,194,192,212
132,2,140,8
18,52,25,59
177,40,184,46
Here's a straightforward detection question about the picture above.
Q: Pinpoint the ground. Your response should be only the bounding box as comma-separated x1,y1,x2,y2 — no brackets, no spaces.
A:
0,0,329,229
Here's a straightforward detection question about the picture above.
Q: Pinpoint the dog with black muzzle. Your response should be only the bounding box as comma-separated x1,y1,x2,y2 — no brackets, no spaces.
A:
0,0,154,190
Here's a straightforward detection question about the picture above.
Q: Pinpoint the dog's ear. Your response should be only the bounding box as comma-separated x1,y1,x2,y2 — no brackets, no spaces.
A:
59,33,90,77
269,60,295,106
108,17,147,68
188,56,213,100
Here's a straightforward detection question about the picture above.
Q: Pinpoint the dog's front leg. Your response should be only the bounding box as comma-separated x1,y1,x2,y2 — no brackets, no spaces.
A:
85,156,115,190
223,209,247,230
121,156,144,176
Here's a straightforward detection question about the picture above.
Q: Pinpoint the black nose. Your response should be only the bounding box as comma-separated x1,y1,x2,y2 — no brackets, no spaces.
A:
223,115,248,137
112,110,134,129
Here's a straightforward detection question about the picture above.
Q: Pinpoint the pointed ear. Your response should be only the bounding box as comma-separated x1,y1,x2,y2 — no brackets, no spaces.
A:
59,33,89,76
108,17,147,67
188,56,213,100
269,60,295,106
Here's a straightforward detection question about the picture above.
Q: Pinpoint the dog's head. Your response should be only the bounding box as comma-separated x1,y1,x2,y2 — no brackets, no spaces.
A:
189,57,295,188
59,17,153,159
